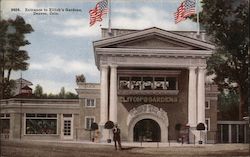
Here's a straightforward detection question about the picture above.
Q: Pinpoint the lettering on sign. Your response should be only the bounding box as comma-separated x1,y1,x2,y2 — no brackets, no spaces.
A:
120,96,178,103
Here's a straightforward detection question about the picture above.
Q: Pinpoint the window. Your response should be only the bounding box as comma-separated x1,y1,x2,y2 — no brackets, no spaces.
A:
154,77,165,90
0,114,10,135
142,77,153,90
119,76,178,91
85,117,95,130
166,77,177,90
85,99,96,107
119,77,130,89
131,77,141,90
205,100,210,109
205,118,210,131
25,113,57,134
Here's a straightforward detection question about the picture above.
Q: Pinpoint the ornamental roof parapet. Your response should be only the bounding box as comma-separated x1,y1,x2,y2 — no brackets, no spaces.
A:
76,82,100,90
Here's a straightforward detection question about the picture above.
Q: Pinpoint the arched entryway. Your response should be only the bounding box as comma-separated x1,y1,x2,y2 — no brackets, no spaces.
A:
127,104,169,142
133,119,161,142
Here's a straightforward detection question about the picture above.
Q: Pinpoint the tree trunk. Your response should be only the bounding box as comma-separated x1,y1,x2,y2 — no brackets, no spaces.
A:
1,51,5,99
7,68,12,82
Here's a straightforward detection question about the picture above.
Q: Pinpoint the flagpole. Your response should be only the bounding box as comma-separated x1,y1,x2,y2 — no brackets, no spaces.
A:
196,0,200,35
108,0,112,36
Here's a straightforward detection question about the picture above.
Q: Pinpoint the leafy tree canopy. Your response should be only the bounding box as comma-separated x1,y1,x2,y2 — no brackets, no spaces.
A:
34,84,43,98
33,85,78,99
197,0,249,119
0,16,34,99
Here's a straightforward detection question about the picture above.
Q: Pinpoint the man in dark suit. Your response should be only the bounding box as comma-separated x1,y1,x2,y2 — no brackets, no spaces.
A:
113,124,122,150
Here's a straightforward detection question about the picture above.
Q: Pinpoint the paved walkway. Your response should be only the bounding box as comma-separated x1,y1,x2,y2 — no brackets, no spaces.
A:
1,139,249,157
24,139,220,147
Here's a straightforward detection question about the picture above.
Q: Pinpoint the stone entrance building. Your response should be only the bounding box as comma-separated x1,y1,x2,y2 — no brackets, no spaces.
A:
77,27,218,143
2,27,232,144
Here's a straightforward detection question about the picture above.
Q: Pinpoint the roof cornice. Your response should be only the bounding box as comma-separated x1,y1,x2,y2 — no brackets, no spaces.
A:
96,47,213,57
93,27,215,50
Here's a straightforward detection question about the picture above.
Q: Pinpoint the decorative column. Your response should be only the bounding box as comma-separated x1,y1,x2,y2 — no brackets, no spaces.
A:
109,65,118,123
100,65,109,124
197,67,206,124
197,66,206,143
188,67,198,144
99,65,109,142
188,67,197,126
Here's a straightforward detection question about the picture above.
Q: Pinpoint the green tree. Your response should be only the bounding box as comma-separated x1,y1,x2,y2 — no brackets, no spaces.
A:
65,92,78,99
218,91,239,120
2,79,16,98
197,0,249,119
0,16,34,99
59,87,66,98
34,84,43,98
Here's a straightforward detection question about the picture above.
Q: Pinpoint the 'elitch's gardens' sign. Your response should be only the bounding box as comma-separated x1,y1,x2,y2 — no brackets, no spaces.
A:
120,96,178,103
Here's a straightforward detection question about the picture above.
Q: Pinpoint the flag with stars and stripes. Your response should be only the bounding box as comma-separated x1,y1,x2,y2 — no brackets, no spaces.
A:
89,0,109,26
174,0,196,24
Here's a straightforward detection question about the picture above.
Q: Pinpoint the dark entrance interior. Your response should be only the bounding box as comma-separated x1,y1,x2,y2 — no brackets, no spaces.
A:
133,119,161,142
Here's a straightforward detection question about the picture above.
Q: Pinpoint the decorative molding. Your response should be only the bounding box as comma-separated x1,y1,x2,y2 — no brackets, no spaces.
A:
96,48,213,57
127,104,168,126
98,55,207,69
118,90,179,96
117,69,181,76
77,83,100,89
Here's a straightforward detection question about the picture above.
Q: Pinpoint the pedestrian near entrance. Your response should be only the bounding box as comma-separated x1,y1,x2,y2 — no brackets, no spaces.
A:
113,124,122,150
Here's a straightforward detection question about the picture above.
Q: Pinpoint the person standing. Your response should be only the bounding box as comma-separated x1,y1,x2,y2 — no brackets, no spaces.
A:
113,124,122,150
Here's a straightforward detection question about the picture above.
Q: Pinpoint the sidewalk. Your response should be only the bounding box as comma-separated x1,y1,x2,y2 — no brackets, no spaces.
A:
23,139,214,148
2,139,249,157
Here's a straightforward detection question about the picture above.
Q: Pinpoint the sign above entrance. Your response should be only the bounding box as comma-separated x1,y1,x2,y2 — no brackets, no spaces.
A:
120,96,178,103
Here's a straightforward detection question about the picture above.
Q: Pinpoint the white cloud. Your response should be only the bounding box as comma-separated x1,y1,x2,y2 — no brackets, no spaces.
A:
63,18,87,26
30,55,99,77
112,6,177,30
53,5,196,38
53,18,102,37
113,8,137,15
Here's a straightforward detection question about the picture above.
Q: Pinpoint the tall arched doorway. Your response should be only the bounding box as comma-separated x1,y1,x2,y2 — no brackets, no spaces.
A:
127,104,169,142
133,119,161,142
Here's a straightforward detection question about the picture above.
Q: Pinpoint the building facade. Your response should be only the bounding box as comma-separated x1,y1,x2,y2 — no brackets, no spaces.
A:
1,27,248,144
77,27,217,144
0,99,79,140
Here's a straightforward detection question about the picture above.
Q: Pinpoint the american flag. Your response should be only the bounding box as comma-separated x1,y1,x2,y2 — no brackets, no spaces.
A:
174,0,196,24
89,0,109,26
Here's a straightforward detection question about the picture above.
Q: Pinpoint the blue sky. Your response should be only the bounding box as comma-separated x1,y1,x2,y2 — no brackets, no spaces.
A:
1,0,197,94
